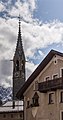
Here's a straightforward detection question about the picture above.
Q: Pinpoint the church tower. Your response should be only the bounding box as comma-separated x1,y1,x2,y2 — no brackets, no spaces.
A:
13,16,25,100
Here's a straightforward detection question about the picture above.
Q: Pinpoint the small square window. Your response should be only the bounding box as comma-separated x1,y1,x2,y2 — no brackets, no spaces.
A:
49,93,54,104
20,114,23,118
46,77,50,81
11,114,13,118
60,91,63,103
3,114,6,118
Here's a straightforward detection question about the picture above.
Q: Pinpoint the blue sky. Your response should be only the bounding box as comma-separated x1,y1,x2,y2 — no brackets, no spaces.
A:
34,0,63,22
0,0,63,87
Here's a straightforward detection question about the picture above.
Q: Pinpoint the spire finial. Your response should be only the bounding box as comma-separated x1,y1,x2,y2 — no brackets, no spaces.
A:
19,14,20,24
18,14,22,39
18,14,21,31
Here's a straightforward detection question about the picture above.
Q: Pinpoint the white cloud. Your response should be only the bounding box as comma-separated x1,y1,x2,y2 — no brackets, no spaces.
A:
0,0,63,87
0,2,5,12
28,0,37,11
22,20,63,58
26,61,38,79
6,0,35,23
38,50,45,57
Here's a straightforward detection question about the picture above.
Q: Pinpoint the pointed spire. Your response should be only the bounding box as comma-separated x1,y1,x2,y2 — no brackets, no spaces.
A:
16,15,23,54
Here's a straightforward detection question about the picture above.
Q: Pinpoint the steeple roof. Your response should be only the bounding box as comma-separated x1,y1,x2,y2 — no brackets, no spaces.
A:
15,15,24,56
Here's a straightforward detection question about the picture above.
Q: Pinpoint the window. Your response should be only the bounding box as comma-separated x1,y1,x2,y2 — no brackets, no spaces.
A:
61,69,63,77
53,55,58,65
3,114,6,118
11,114,13,118
54,60,57,64
32,92,39,107
16,60,19,71
61,112,63,120
20,114,22,118
53,74,58,79
49,93,54,104
46,76,50,81
60,91,63,103
62,69,63,77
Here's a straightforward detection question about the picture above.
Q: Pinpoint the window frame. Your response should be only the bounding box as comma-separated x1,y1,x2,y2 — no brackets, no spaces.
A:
52,73,58,79
48,92,55,104
20,114,23,118
60,91,63,103
60,68,63,77
3,114,6,118
44,76,50,81
60,110,63,120
11,114,13,118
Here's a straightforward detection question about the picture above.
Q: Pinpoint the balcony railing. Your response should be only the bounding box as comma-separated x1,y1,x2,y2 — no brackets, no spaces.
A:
38,77,63,93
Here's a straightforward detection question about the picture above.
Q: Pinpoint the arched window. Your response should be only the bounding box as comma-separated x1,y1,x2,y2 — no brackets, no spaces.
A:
16,60,19,71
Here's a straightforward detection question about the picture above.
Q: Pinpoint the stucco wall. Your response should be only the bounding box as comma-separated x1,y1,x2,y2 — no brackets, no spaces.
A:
24,55,63,120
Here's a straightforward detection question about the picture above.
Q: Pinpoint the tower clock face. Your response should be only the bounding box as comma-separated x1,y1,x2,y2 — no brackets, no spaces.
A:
14,72,19,77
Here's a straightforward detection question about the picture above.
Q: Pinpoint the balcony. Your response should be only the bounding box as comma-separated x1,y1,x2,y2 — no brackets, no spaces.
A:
38,77,63,93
